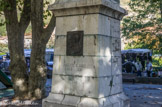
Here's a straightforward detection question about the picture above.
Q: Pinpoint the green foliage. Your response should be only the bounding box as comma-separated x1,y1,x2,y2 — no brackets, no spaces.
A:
43,0,53,26
25,23,32,35
152,57,162,67
0,53,5,55
0,25,6,36
0,1,8,28
122,0,162,54
0,43,8,53
0,0,54,36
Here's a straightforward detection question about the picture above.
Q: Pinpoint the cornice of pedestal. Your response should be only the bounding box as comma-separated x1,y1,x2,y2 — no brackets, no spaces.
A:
49,0,127,20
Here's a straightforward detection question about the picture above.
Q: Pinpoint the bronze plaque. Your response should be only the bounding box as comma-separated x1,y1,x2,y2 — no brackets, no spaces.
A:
66,31,83,56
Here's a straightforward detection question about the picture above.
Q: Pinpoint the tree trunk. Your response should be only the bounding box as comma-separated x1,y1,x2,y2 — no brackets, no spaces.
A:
6,25,29,99
3,0,31,99
28,40,47,99
29,0,55,99
28,0,46,99
4,0,28,99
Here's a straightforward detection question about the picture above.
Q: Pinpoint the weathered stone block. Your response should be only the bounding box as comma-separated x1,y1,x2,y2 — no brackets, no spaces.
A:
51,75,116,98
112,56,122,75
43,93,64,104
43,93,129,107
51,75,98,97
113,75,122,85
98,15,111,36
84,35,112,56
110,18,120,38
53,56,112,77
111,38,121,57
54,35,66,55
78,93,129,107
56,14,99,35
83,35,98,56
98,76,112,98
62,95,80,106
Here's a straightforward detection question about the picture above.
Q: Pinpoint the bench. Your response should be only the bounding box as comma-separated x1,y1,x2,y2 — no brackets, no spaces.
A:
122,73,137,84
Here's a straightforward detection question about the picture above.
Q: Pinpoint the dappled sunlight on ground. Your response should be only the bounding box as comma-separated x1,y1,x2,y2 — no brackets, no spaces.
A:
123,83,162,107
1,79,162,107
0,79,52,106
0,98,41,106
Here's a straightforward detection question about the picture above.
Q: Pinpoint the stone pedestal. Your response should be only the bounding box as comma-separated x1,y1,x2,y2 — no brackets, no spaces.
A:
43,0,129,107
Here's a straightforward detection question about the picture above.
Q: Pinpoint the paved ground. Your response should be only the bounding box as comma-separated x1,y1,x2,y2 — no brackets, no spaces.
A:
123,83,162,107
0,79,162,107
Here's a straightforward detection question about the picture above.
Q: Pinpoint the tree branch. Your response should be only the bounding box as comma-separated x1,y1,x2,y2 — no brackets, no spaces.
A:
19,0,31,33
31,0,44,32
43,14,56,43
3,0,19,27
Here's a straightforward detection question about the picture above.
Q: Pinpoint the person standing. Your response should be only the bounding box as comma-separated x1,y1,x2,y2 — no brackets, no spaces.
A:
122,54,126,64
141,53,147,71
148,52,152,62
146,59,152,77
124,61,133,73
135,61,142,77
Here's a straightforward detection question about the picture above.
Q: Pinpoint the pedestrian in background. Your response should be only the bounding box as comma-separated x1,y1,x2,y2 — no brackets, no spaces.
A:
146,59,152,77
135,60,142,77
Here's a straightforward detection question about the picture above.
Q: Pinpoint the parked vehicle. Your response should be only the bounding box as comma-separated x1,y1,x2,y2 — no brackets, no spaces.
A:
0,49,54,78
24,49,54,78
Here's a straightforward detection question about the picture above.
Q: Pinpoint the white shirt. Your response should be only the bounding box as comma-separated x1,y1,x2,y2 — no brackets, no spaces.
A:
135,62,142,71
146,62,152,71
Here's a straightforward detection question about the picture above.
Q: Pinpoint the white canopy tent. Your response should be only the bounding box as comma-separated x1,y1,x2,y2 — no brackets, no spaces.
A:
121,49,152,54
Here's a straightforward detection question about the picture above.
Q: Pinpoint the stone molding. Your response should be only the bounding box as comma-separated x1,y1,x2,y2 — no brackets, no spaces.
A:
49,0,127,20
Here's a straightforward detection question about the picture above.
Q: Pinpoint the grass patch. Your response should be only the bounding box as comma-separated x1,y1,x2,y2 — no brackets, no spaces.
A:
0,53,5,55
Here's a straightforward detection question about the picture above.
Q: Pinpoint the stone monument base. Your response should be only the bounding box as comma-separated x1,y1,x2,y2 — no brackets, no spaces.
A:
43,92,130,107
43,0,129,107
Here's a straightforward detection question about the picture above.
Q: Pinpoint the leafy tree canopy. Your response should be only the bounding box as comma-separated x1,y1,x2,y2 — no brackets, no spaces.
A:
0,0,53,36
122,0,162,54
